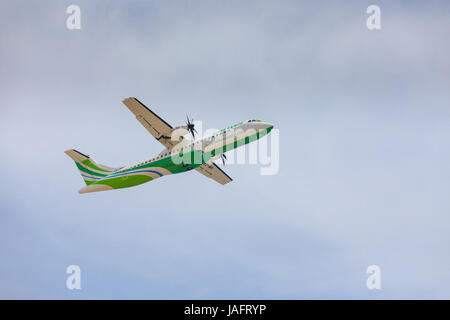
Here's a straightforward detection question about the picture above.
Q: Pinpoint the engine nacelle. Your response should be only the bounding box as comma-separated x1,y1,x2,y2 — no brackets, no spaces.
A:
170,125,189,140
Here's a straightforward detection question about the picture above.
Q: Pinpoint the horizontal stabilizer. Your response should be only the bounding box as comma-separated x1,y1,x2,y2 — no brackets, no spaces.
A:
78,184,113,194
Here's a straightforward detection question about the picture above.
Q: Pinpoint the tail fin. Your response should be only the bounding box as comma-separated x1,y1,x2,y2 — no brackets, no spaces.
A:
64,149,121,186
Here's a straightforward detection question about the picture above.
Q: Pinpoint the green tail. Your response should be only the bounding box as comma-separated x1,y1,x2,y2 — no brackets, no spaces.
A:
64,149,121,185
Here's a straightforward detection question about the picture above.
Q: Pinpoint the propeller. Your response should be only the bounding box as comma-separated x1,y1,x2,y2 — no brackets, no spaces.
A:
221,154,227,166
185,115,197,139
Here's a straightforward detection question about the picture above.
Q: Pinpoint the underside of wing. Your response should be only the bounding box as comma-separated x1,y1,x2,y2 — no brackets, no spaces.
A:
122,97,183,149
195,162,233,185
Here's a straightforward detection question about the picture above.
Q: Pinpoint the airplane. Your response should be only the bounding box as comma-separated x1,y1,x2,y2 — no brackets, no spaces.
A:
65,97,274,194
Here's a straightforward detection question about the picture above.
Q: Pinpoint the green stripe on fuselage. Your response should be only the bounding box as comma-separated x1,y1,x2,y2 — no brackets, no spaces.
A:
92,175,153,189
204,127,271,162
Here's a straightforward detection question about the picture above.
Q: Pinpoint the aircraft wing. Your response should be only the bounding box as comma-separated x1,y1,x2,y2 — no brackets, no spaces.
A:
195,162,233,185
122,97,182,149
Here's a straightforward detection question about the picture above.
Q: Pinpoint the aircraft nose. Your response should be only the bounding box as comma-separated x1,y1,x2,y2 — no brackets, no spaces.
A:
248,120,274,131
253,121,274,133
262,121,274,130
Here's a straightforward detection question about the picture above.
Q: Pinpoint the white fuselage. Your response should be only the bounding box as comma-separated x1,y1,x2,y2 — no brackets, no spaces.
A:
123,120,273,170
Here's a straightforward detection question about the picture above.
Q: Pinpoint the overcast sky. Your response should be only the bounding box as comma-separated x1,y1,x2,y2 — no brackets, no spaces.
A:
1,0,450,299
